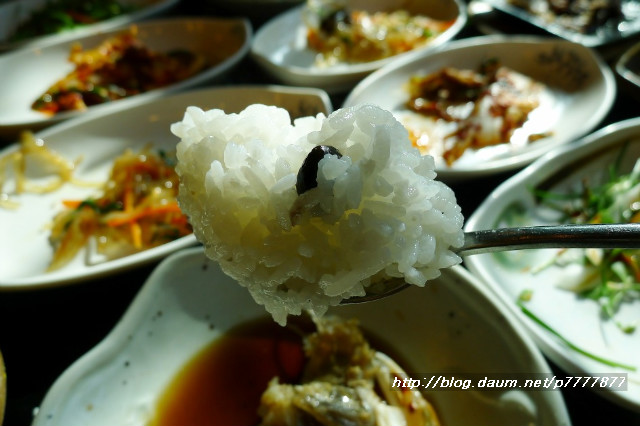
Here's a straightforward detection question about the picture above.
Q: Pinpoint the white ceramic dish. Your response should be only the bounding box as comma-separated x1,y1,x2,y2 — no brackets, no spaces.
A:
616,38,640,95
0,85,332,289
464,117,640,411
0,17,252,141
250,0,467,94
343,35,615,181
33,246,571,426
477,0,640,47
0,0,179,51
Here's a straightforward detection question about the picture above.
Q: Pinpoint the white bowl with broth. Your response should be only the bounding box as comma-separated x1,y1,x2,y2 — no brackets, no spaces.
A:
33,246,570,426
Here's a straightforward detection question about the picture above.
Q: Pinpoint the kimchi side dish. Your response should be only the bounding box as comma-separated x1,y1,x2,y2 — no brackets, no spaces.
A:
32,27,208,115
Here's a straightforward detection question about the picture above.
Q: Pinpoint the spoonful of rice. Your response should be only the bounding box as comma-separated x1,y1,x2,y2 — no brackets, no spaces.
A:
172,104,640,325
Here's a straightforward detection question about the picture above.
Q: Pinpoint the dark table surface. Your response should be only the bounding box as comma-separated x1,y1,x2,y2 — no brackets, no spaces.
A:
2,1,640,425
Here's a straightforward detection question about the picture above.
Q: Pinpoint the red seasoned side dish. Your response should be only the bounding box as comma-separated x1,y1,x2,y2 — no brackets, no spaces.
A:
402,60,551,165
32,27,208,115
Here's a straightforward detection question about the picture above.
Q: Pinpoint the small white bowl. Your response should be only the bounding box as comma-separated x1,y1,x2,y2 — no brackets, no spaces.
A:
0,17,252,141
0,85,332,290
343,35,615,181
250,0,467,94
464,117,640,412
0,0,179,51
33,246,571,426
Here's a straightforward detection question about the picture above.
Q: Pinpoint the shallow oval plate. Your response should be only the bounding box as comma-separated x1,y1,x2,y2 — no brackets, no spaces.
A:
0,17,252,141
343,35,615,181
464,117,640,411
250,0,466,94
476,0,640,47
33,247,570,426
0,85,332,289
0,0,179,51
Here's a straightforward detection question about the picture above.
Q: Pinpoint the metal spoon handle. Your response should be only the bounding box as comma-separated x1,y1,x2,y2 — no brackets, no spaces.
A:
342,223,640,304
458,223,640,256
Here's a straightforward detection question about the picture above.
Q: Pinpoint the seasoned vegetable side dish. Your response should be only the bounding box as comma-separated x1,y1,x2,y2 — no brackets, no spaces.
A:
32,27,208,115
9,0,136,42
399,60,550,166
48,145,191,271
0,131,94,209
1,133,191,270
303,0,455,66
532,154,640,332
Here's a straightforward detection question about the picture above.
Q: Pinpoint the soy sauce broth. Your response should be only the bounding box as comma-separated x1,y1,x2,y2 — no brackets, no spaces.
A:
147,317,309,426
146,316,425,426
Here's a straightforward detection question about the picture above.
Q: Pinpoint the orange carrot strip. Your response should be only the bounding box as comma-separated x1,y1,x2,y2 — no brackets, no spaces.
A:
123,187,137,243
105,203,183,227
130,221,142,249
170,215,189,226
62,200,82,208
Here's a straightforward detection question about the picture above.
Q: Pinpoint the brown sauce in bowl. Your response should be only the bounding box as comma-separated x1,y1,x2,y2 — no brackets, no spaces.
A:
147,318,307,426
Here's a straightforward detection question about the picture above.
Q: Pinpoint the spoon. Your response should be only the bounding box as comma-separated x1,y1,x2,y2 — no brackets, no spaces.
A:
342,222,640,304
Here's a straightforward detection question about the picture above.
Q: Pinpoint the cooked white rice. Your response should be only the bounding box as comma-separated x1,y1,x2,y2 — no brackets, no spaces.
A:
172,104,464,325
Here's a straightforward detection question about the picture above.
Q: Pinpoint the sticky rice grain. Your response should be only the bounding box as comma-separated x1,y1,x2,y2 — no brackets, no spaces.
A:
172,104,464,325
